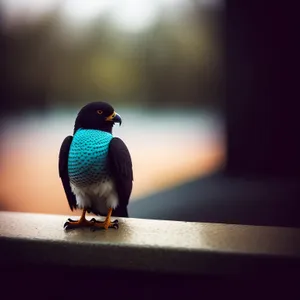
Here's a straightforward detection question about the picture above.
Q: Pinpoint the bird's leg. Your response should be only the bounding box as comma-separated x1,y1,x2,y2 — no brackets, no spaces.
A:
91,208,119,230
64,209,95,230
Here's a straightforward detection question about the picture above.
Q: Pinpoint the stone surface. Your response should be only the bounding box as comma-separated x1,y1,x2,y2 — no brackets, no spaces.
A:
0,211,300,275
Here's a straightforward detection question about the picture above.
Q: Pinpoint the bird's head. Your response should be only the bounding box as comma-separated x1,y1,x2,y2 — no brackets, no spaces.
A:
73,101,122,134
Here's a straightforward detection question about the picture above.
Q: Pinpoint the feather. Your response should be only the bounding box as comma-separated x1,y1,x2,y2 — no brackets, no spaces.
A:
108,137,133,217
70,181,118,215
58,136,77,211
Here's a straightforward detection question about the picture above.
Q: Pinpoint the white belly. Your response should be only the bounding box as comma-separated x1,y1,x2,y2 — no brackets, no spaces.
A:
70,180,119,214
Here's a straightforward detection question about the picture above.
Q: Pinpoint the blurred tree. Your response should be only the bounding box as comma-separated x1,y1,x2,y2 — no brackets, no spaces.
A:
1,4,223,112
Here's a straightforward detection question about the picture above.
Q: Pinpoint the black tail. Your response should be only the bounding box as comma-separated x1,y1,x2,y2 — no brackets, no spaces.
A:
112,206,129,218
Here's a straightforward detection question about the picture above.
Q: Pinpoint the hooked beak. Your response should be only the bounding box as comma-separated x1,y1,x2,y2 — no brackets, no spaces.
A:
106,111,122,125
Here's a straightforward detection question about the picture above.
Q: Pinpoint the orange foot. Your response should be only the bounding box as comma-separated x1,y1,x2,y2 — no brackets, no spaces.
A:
90,208,119,231
64,209,95,230
91,219,119,231
64,218,96,230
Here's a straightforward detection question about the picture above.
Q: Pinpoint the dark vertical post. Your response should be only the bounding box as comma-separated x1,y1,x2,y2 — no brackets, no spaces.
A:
225,2,300,178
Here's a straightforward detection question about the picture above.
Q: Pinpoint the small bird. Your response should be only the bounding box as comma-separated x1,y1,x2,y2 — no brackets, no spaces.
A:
59,101,133,230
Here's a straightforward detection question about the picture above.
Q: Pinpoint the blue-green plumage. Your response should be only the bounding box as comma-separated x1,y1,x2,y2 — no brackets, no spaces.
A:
68,129,113,187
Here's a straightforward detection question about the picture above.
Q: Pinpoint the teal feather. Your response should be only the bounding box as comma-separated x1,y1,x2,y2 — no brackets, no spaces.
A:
68,129,113,187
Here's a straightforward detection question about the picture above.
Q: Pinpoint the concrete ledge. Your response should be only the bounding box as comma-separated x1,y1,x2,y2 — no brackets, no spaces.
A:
0,211,300,275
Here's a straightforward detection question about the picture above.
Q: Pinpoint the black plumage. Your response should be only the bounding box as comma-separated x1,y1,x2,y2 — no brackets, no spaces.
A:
108,137,133,217
58,101,133,229
59,136,77,211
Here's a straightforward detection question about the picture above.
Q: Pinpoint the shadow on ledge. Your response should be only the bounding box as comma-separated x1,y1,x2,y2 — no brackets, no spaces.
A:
1,264,298,299
129,172,300,228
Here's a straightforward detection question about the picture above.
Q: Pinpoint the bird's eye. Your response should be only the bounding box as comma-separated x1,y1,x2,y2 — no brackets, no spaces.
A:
96,110,103,115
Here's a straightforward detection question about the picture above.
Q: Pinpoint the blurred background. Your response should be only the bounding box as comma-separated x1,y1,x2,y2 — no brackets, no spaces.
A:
1,0,299,290
0,0,225,216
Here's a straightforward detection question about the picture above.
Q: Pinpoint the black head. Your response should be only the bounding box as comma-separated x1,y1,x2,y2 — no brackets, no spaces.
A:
73,101,122,134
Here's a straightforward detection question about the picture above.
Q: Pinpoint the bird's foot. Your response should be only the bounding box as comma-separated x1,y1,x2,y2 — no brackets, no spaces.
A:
64,218,96,230
90,219,119,231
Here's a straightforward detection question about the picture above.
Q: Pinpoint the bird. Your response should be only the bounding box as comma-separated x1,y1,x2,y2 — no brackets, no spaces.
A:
58,101,133,230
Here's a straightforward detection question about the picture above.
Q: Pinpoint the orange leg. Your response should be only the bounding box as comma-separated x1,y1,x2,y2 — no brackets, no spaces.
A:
64,209,95,230
92,208,119,230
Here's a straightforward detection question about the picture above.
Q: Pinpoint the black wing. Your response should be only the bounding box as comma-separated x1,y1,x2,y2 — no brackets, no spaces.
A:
58,136,77,211
108,137,133,217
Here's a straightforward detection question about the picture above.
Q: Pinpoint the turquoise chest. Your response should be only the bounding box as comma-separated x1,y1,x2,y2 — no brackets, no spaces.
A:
68,129,113,187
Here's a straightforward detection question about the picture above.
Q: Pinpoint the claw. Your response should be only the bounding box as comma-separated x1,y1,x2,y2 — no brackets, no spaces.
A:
64,221,70,228
66,208,119,231
64,218,96,230
90,219,119,231
64,221,79,230
90,218,118,224
112,222,119,229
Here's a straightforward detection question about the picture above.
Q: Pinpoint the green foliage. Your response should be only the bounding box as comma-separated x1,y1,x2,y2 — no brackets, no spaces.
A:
2,5,223,110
